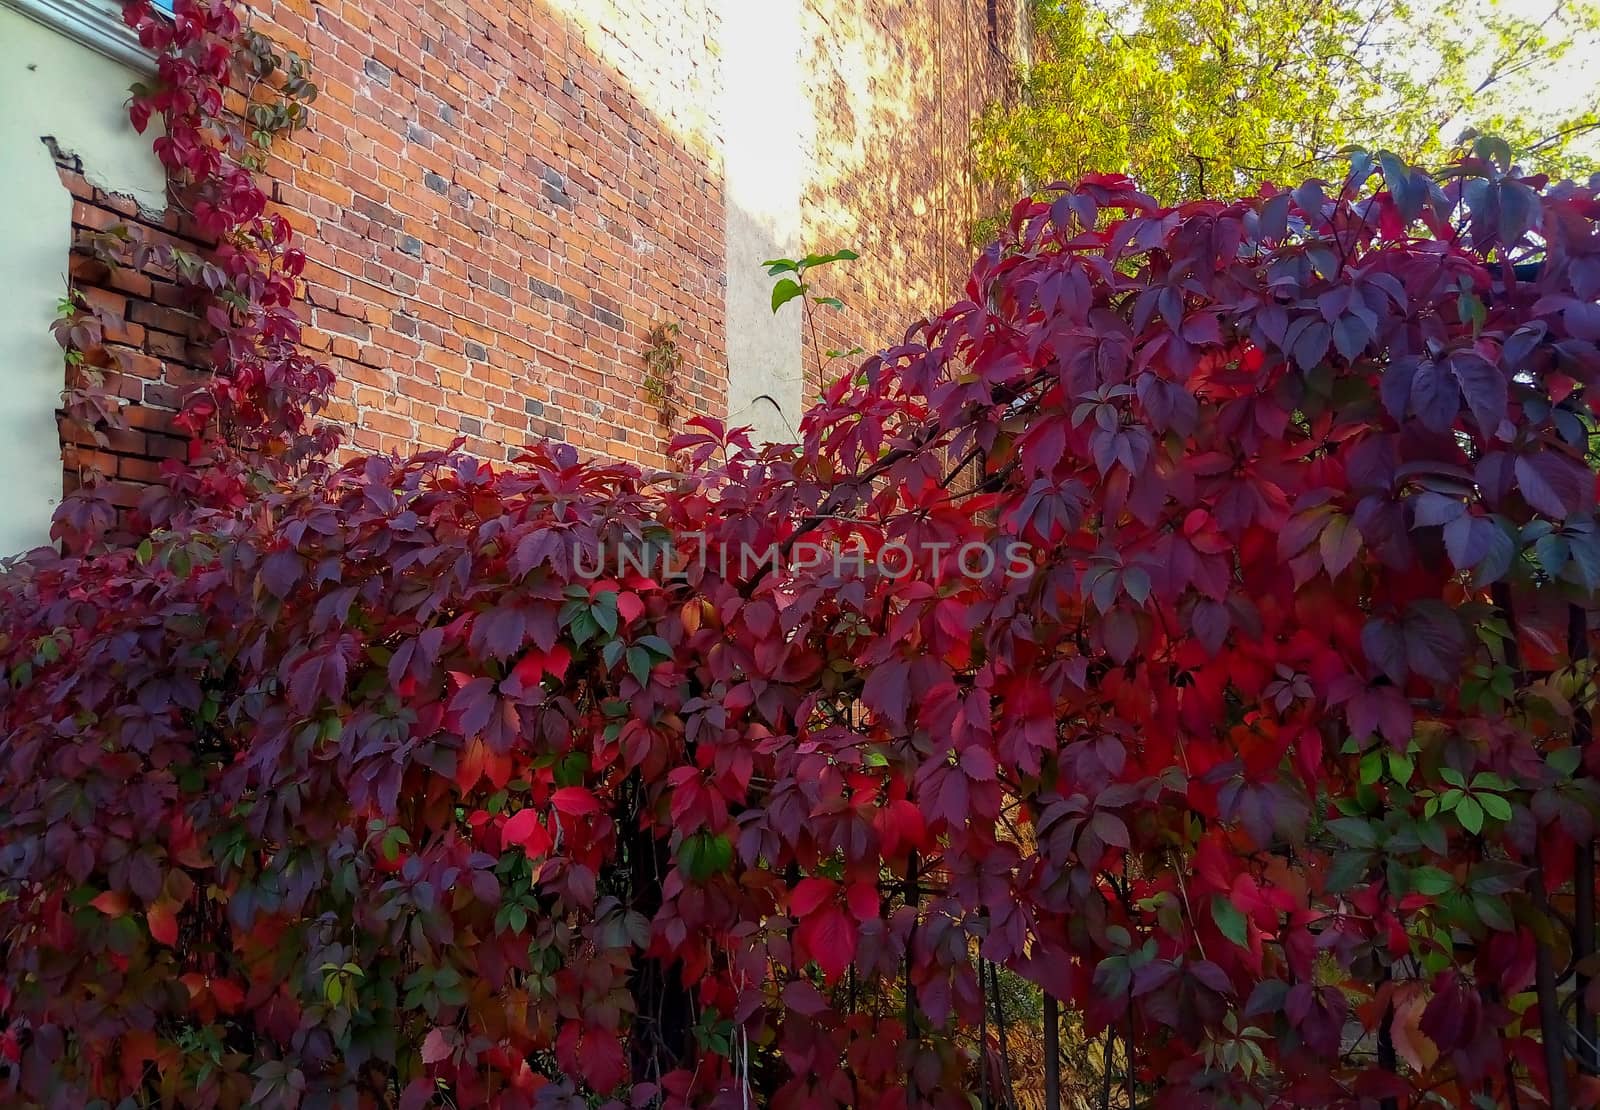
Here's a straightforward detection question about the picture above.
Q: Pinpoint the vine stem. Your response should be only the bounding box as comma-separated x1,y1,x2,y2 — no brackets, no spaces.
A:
1043,992,1061,1110
1570,602,1596,1075
1497,581,1572,1107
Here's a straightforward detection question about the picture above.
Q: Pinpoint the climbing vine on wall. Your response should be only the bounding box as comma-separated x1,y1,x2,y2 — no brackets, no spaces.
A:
53,0,331,550
642,320,683,429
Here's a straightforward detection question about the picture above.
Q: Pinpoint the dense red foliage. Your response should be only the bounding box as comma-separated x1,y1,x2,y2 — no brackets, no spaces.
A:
6,5,1600,1106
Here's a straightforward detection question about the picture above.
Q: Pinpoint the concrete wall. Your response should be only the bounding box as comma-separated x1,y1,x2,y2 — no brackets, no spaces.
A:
0,2,164,555
720,0,806,443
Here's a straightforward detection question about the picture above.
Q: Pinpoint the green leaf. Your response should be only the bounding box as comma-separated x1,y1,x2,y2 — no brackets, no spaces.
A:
1359,750,1384,784
770,278,805,313
591,592,619,637
1326,817,1378,850
1475,894,1515,932
569,612,599,647
1550,747,1583,777
1468,861,1527,895
1473,134,1513,172
626,645,653,686
1411,866,1456,896
679,831,733,880
1456,795,1484,834
1479,793,1512,822
1420,818,1459,863
1327,850,1371,893
1211,894,1250,949
1386,750,1414,784
800,248,858,268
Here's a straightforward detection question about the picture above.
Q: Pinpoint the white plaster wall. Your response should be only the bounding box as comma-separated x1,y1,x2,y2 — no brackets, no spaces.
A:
718,0,805,445
0,2,165,555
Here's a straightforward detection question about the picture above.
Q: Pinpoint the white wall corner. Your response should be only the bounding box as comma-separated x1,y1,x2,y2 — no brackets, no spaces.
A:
717,0,805,446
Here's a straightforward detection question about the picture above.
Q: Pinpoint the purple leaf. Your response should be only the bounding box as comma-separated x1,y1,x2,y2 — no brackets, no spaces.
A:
1362,617,1408,684
1410,360,1460,432
1515,450,1589,519
1449,352,1506,436
1410,492,1465,528
1319,514,1362,578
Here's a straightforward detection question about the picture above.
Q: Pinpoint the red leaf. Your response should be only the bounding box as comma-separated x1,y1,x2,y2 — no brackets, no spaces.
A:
421,1026,454,1064
147,900,179,946
503,809,553,857
578,1027,626,1092
796,905,857,983
846,881,880,922
873,799,926,856
91,891,129,916
781,979,830,1016
551,786,601,818
616,592,645,625
790,877,835,919
210,978,245,1012
515,642,572,687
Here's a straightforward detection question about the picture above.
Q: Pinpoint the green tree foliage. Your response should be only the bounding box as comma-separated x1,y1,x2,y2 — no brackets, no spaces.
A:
976,0,1600,207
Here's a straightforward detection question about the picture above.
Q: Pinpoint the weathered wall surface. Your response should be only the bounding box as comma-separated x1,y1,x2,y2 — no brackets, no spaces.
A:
800,0,1026,394
0,2,166,554
4,0,1020,551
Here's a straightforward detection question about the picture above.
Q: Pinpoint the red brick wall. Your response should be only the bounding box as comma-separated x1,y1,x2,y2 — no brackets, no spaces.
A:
57,156,200,514
56,0,1019,496
257,0,727,469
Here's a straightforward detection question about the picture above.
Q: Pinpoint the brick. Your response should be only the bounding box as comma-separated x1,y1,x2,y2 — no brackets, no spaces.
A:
590,294,624,331
528,276,565,304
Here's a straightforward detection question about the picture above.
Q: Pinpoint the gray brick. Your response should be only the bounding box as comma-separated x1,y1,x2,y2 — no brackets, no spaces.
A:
528,277,564,303
541,182,574,210
591,295,624,330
